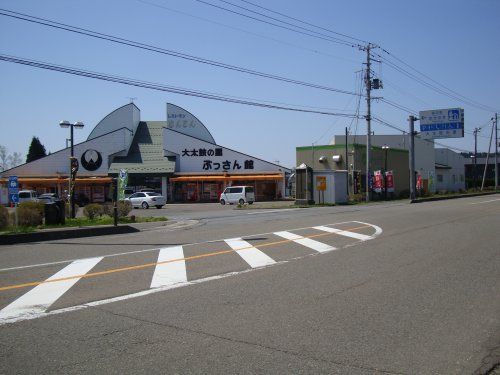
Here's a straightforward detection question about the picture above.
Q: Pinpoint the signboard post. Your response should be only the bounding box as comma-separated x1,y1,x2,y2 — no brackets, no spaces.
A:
8,176,19,228
117,169,128,201
316,176,326,204
419,108,464,139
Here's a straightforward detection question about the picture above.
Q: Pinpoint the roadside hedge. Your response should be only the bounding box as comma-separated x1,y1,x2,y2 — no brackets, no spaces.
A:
0,206,9,230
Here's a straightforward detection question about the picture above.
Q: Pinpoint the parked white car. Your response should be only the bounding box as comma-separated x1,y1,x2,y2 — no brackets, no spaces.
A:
126,192,166,209
219,186,255,205
18,190,38,204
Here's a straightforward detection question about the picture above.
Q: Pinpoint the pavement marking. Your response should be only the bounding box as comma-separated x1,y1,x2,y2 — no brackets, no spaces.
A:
0,220,365,273
0,221,383,325
469,198,500,205
225,238,276,268
150,246,187,289
0,257,102,322
313,226,373,241
273,231,336,253
0,223,377,293
245,208,305,215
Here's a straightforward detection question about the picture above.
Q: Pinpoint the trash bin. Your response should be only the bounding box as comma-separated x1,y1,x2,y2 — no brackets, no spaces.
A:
44,203,59,225
56,200,65,225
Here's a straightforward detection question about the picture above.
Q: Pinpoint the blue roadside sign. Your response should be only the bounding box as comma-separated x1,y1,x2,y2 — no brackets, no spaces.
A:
8,176,19,204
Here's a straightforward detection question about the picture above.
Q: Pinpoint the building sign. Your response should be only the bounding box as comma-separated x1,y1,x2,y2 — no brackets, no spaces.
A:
385,170,394,193
181,147,255,171
419,108,464,139
81,149,103,171
316,176,327,191
166,103,216,144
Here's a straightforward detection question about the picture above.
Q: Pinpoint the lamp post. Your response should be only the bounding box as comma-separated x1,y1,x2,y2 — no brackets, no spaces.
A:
60,120,84,218
382,144,390,200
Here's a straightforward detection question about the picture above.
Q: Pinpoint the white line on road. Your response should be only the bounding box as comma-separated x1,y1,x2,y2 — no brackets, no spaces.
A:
273,231,335,253
225,238,276,268
469,198,500,205
150,246,187,289
245,208,305,215
0,222,383,325
0,257,102,322
313,226,373,241
0,220,375,273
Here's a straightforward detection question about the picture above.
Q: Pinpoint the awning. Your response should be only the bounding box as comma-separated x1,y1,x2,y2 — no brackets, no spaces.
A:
0,177,113,184
169,174,284,182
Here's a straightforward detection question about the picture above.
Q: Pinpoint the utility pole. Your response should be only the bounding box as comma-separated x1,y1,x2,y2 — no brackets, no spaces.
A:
409,116,417,200
495,113,498,190
345,127,349,196
473,127,481,190
364,44,372,202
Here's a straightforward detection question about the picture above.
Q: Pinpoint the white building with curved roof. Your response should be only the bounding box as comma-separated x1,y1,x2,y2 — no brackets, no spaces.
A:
1,103,289,204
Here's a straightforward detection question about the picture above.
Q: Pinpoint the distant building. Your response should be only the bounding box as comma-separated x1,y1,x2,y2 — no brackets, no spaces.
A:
0,103,290,204
434,148,466,192
463,153,499,188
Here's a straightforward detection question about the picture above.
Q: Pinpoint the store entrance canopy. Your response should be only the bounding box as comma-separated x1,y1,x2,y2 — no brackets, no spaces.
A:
170,174,283,182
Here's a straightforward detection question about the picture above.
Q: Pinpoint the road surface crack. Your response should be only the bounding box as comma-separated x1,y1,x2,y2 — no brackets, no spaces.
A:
94,306,404,374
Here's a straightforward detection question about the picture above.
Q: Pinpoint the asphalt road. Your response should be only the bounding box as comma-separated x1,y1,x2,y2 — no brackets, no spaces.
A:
0,195,499,374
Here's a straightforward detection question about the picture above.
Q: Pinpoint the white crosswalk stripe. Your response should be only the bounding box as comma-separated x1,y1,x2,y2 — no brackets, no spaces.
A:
273,231,336,253
0,257,103,322
313,226,373,241
150,246,187,288
225,238,276,268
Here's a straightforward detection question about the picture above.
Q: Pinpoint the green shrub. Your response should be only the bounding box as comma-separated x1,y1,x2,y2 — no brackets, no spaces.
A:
0,206,9,230
17,206,43,227
117,200,132,217
83,203,104,220
19,201,45,216
102,203,113,217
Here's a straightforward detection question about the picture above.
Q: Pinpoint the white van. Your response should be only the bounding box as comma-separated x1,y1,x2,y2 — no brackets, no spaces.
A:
18,190,38,203
219,186,255,205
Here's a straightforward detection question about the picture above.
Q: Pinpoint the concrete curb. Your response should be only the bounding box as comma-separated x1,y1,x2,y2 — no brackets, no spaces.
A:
0,225,140,246
410,191,498,204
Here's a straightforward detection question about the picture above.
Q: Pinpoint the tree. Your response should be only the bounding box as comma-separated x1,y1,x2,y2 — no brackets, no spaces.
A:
9,152,23,168
0,146,23,171
26,137,47,163
0,145,8,171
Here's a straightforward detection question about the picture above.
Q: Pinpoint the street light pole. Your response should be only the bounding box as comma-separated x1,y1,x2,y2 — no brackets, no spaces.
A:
60,120,84,218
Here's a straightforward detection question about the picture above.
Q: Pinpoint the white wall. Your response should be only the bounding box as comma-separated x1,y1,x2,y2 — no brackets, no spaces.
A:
1,129,131,178
435,148,466,191
163,128,286,174
331,134,436,192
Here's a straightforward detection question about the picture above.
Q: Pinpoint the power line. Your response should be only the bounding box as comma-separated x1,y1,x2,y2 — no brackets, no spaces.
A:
236,0,368,44
211,0,362,47
0,8,361,97
192,0,358,47
376,52,499,113
381,48,499,113
0,53,362,118
136,0,358,63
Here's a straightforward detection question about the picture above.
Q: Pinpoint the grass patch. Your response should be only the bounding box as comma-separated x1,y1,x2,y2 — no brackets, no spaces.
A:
0,215,168,235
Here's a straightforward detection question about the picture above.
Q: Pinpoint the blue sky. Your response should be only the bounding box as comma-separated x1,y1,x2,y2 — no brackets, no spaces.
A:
1,0,499,168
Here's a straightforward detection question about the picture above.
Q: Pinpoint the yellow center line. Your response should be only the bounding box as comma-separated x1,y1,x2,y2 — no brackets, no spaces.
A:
0,224,371,293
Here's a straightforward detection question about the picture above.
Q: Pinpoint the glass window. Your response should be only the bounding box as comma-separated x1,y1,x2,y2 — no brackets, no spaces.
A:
437,174,443,182
245,187,254,193
233,187,243,193
19,192,31,198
